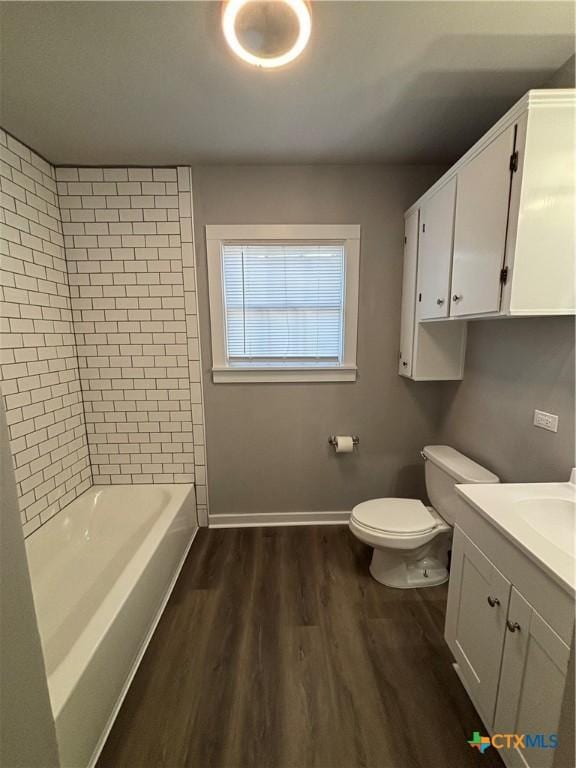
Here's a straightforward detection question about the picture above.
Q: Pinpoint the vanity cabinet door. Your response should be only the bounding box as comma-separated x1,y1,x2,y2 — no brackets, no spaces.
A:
450,124,516,317
445,527,511,727
493,588,570,768
417,177,456,320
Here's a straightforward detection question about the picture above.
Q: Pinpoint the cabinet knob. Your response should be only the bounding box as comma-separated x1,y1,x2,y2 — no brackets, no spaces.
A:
436,298,445,305
452,294,462,302
506,620,521,633
487,596,500,607
402,361,408,367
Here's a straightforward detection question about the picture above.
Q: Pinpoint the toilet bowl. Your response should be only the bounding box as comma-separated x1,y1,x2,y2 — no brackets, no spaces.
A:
349,446,499,588
350,498,452,588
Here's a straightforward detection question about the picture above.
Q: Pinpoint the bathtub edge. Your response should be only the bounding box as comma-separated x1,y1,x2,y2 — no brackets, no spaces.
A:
86,524,198,768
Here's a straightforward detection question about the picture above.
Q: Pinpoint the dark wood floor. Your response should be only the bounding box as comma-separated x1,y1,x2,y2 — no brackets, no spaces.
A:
98,527,503,768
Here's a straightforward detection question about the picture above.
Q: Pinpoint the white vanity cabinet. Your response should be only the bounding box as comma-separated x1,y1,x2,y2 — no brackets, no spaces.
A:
445,496,573,768
493,588,570,768
445,528,511,726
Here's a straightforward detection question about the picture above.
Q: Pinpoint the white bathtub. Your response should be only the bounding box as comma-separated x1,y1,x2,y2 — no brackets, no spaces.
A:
25,484,197,768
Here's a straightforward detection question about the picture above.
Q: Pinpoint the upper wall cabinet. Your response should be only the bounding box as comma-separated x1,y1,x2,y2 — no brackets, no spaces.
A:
399,89,574,380
451,125,516,317
398,210,419,377
406,89,576,325
504,93,575,316
399,205,467,381
418,178,456,320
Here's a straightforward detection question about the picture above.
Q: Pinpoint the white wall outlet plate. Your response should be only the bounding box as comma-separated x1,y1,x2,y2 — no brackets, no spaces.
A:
533,409,559,433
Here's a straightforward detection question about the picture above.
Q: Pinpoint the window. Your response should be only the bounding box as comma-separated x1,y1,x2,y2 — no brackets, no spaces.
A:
206,225,360,382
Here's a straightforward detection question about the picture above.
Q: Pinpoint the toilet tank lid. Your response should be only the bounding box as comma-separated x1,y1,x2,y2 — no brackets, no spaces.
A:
423,445,499,484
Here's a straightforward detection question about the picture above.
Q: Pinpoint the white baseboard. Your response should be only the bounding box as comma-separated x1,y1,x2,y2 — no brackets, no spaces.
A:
209,511,350,528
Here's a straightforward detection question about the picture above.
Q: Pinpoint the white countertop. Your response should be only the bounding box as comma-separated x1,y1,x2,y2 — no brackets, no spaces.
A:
455,481,576,593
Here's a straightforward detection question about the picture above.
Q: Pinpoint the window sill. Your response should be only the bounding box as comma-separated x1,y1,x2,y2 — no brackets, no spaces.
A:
212,366,358,383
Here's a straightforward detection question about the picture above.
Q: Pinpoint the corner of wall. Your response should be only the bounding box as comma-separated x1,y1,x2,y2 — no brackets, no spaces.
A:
178,166,209,525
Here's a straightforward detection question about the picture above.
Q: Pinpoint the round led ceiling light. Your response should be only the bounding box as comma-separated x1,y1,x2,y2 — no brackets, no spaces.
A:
222,0,312,69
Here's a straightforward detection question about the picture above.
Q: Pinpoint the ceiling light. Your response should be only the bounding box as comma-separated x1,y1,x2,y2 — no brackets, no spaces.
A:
222,0,311,69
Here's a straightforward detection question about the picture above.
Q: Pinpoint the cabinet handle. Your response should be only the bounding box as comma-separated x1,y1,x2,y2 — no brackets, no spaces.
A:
487,596,500,607
506,620,521,633
436,298,445,305
452,294,462,302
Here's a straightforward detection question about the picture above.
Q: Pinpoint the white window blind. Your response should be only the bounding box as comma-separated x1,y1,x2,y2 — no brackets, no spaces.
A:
221,242,346,366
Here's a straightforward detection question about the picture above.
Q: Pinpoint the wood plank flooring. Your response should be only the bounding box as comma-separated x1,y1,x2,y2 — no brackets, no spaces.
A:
98,526,503,768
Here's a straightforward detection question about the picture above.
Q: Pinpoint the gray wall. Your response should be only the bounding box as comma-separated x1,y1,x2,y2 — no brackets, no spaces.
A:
546,54,575,88
438,318,575,482
192,165,445,516
0,397,60,767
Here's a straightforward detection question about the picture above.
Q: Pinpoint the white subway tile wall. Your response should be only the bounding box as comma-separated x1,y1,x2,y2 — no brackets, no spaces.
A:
0,130,92,536
58,166,205,502
1,132,209,534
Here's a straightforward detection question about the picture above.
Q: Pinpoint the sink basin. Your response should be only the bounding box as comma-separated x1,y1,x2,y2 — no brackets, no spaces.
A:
515,498,576,555
456,478,576,591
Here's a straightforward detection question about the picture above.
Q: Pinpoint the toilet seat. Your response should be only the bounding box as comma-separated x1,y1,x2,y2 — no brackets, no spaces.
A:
352,498,437,535
350,498,450,551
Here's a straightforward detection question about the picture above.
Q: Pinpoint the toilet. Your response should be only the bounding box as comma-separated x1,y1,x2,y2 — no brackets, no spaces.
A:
349,445,499,588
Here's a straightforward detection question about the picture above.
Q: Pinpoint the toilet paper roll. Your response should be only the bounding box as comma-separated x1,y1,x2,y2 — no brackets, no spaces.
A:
334,436,354,453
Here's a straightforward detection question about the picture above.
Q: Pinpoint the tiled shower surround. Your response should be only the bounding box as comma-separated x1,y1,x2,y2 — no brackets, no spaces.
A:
0,129,208,532
0,131,91,535
59,167,193,484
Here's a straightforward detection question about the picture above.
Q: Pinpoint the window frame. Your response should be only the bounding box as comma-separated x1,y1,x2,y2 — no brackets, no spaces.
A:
206,224,360,383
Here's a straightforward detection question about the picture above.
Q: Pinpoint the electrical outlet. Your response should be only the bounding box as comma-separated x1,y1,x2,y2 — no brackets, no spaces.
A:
533,410,559,433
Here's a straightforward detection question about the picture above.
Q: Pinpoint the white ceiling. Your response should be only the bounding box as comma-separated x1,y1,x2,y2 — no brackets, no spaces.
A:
0,1,573,165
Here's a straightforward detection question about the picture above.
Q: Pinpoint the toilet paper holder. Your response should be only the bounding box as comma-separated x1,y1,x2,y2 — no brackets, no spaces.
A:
328,435,360,448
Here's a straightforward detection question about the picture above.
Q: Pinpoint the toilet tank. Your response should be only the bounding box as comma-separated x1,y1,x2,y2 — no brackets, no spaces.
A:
423,445,499,525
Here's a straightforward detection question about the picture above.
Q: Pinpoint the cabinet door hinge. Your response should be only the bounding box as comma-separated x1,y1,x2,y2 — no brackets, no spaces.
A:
500,266,509,285
509,150,519,173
